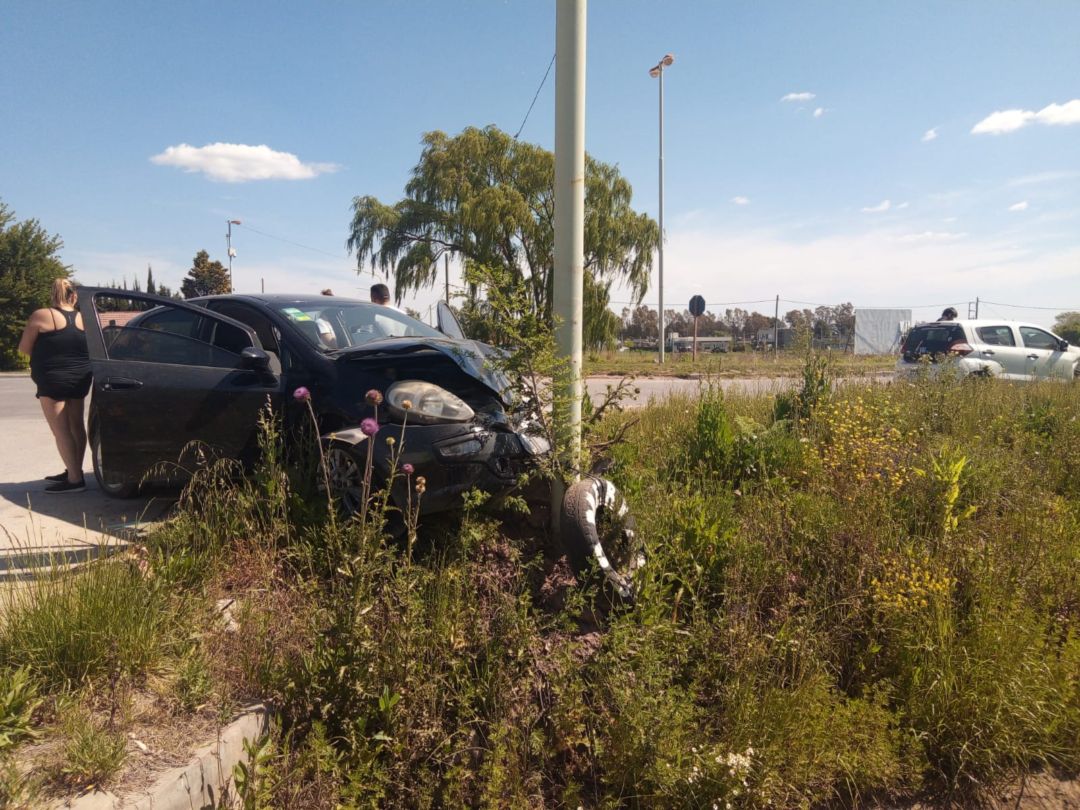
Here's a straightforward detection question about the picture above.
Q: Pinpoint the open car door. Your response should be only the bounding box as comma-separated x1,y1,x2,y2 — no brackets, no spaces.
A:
436,301,466,341
77,288,282,497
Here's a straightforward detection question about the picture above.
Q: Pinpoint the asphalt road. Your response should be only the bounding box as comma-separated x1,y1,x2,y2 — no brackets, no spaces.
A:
0,372,800,557
0,375,172,557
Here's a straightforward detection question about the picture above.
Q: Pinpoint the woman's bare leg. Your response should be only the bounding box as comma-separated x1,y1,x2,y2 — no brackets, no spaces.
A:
65,397,88,480
39,397,81,483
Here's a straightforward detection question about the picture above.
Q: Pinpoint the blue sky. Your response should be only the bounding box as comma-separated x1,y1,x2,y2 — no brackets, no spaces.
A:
2,1,1079,327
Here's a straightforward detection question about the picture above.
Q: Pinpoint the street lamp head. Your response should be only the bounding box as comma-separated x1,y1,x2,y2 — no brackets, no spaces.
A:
229,219,242,225
648,66,661,78
661,53,675,66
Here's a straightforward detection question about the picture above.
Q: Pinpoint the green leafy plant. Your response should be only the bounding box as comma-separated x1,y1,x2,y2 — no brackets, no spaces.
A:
0,667,40,754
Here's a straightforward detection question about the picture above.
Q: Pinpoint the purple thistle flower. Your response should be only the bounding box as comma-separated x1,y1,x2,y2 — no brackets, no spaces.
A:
360,417,380,437
365,389,384,406
293,386,311,402
402,463,414,475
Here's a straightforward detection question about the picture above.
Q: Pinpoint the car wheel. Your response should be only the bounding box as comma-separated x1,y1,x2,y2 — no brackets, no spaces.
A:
561,477,645,602
90,420,140,498
325,442,366,518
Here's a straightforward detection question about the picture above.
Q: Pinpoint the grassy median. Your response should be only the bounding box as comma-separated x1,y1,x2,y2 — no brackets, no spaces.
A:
2,365,1078,807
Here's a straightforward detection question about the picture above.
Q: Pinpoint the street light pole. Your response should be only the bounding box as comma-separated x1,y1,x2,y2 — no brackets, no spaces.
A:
226,219,241,292
649,53,674,364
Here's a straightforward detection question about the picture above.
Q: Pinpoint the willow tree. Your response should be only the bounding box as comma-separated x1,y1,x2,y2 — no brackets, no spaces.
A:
347,126,658,341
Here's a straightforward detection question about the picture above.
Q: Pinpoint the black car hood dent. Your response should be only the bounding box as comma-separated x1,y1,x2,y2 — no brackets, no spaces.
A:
333,337,514,406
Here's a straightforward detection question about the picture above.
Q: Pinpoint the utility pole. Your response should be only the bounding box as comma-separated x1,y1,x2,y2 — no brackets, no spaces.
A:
649,53,674,364
445,254,450,304
773,294,780,358
553,0,586,524
226,219,241,292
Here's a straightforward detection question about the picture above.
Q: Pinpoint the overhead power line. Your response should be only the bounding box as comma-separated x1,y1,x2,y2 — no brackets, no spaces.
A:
239,223,348,261
514,54,556,139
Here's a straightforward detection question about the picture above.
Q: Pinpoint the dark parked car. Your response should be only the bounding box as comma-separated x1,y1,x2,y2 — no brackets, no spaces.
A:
77,288,549,516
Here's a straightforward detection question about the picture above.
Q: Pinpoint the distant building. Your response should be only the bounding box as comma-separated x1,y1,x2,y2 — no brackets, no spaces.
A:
755,327,794,349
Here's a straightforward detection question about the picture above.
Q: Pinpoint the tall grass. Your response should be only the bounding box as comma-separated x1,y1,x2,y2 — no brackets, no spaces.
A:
6,368,1079,807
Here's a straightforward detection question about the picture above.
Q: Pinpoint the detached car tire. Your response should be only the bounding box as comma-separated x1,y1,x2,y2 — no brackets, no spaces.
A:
90,420,140,498
561,477,646,602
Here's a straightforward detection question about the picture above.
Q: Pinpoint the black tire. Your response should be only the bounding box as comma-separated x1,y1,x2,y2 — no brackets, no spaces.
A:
324,441,366,518
90,419,140,498
561,477,645,602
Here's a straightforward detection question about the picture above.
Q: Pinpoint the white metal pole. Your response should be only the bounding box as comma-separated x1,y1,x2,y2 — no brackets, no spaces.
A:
226,220,233,292
657,65,665,364
554,0,586,481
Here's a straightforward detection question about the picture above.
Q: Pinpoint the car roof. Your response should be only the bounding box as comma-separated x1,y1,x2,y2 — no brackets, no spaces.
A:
914,319,1052,329
196,293,374,307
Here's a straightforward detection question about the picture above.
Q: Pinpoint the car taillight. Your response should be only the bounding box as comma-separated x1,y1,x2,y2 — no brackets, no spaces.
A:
947,341,973,356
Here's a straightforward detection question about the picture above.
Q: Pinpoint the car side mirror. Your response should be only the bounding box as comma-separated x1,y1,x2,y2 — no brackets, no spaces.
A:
1058,339,1069,352
240,346,271,371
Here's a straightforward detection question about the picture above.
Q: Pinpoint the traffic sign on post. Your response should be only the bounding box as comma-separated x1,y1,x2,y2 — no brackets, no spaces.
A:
688,295,706,360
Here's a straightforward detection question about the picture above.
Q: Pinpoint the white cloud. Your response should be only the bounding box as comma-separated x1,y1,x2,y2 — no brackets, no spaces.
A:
608,222,1080,328
781,91,815,102
861,199,891,213
150,142,339,183
813,107,825,118
1009,201,1030,212
731,196,750,206
972,99,1080,135
921,127,938,142
1037,100,1080,125
896,202,910,210
894,230,967,243
1007,170,1080,187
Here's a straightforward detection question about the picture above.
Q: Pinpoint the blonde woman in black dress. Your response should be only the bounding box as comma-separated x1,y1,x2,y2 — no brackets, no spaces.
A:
18,278,92,493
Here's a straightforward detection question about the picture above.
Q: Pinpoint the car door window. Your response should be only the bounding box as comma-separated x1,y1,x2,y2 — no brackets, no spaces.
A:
205,301,285,372
976,326,1015,347
94,294,251,368
1020,327,1058,351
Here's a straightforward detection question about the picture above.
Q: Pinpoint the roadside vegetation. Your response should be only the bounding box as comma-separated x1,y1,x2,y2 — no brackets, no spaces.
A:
2,359,1079,807
583,347,894,378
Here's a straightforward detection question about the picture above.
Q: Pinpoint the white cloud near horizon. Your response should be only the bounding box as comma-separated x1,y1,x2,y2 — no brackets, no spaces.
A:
972,99,1080,134
1009,201,1030,212
150,143,339,182
731,196,750,206
781,91,815,102
862,199,891,213
922,127,938,142
813,107,825,118
607,223,1080,327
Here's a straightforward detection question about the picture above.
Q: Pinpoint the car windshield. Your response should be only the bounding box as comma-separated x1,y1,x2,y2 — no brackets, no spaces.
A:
272,301,444,351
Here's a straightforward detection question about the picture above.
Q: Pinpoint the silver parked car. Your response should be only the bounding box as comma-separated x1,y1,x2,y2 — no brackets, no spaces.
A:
896,320,1080,382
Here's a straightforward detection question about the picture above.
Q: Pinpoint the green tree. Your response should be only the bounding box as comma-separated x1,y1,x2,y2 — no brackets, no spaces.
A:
180,250,230,299
146,264,156,296
0,201,70,370
346,125,658,340
1054,312,1080,344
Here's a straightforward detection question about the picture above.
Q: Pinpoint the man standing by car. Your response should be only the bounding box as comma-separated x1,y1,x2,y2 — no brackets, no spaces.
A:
939,307,958,321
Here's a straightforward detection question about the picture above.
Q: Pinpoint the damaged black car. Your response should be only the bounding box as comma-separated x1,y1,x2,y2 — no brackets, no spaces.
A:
76,288,549,515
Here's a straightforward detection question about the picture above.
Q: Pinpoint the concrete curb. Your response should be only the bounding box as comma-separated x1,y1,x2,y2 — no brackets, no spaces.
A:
59,704,269,810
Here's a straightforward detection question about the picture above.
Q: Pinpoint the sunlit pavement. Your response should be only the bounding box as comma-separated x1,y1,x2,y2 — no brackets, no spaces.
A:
0,375,171,576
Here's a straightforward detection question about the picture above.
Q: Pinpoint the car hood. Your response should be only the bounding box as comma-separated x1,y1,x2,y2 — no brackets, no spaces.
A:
332,337,514,405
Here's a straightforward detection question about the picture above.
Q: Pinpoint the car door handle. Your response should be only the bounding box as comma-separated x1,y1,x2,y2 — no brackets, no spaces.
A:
1027,354,1039,360
981,349,995,356
104,376,143,391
